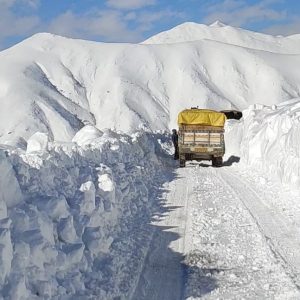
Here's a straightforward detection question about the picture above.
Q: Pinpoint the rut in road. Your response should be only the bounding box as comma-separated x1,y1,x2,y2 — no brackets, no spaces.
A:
131,167,200,300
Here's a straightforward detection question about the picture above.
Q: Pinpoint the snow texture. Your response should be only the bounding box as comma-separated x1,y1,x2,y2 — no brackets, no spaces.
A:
0,128,173,299
1,21,300,299
225,98,300,187
1,22,300,144
184,167,300,299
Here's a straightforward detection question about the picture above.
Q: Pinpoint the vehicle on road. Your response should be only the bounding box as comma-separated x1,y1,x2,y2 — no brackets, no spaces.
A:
177,108,226,167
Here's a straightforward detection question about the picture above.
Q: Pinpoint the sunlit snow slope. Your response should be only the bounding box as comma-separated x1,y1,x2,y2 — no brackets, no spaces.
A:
1,22,300,145
143,21,300,53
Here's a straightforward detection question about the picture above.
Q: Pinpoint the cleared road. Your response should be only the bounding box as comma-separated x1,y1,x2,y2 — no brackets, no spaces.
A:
132,170,193,300
131,164,300,299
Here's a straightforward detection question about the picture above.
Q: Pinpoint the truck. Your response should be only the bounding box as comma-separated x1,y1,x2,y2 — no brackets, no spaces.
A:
177,108,226,167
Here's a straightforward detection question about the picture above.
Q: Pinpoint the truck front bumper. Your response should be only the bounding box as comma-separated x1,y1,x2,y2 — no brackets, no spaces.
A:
179,146,225,160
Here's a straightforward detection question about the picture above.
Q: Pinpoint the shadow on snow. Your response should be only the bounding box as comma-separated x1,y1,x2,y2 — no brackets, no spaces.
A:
186,155,240,168
129,165,219,300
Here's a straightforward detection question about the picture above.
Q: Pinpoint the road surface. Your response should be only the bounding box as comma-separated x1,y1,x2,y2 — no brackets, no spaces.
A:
131,163,300,299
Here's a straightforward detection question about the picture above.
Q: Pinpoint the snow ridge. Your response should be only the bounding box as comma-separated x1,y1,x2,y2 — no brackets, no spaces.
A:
142,21,300,54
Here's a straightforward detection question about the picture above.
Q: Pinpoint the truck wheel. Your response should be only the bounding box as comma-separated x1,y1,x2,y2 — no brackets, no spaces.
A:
212,157,223,167
179,155,186,167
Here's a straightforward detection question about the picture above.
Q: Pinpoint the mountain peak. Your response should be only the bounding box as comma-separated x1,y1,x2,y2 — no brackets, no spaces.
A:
142,21,300,53
210,20,227,28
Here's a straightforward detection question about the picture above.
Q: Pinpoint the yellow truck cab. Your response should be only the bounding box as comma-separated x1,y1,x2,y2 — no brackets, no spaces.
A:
177,108,226,167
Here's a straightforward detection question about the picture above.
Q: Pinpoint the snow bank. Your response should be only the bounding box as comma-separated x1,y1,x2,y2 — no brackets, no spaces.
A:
0,129,173,299
225,99,300,186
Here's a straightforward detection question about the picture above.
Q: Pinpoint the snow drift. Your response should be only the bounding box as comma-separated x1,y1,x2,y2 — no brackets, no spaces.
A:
2,22,300,144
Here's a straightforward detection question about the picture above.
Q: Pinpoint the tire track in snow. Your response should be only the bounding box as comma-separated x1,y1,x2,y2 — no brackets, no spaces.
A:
219,168,300,289
132,164,300,299
131,168,194,300
185,165,299,299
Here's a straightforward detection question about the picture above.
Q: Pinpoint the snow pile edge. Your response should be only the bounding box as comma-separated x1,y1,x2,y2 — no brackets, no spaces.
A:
0,128,173,299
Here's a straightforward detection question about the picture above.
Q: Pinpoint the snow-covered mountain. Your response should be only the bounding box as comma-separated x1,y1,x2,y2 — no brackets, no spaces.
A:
143,21,300,53
1,22,300,145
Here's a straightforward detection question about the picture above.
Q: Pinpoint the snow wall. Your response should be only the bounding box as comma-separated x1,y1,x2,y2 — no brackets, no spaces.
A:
225,98,300,187
0,127,173,299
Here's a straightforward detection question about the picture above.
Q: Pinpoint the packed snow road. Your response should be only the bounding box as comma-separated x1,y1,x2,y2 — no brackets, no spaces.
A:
132,163,300,300
132,164,194,300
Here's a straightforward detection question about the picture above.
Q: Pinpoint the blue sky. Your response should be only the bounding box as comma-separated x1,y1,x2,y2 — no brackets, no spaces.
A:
1,0,300,49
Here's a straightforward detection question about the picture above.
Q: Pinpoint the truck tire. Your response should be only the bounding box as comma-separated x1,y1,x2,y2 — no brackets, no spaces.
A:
212,157,223,167
179,155,186,167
